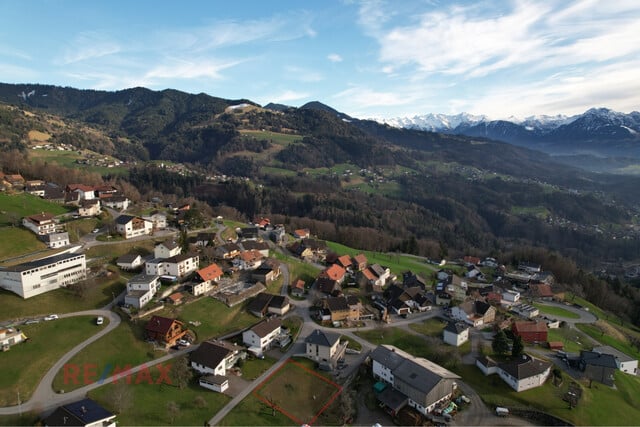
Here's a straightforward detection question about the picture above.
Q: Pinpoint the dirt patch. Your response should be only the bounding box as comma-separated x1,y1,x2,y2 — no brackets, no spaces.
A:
28,130,51,141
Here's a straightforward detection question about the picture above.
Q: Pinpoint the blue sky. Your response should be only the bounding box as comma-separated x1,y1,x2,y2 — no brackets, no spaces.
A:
1,0,639,119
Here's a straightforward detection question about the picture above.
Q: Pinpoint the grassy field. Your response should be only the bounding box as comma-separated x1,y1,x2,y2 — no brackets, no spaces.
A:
0,316,99,406
51,318,165,392
533,303,581,319
239,130,302,146
0,227,47,259
272,252,322,285
29,149,129,176
408,318,448,337
326,241,437,278
0,277,126,322
241,355,278,380
0,193,71,226
546,326,592,353
84,239,158,263
221,358,343,426
455,365,640,425
576,323,640,359
89,366,231,426
154,297,257,343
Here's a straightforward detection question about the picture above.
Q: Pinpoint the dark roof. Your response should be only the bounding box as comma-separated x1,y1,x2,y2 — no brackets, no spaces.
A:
326,296,349,312
250,318,282,338
592,345,636,363
41,232,69,243
116,253,141,264
44,398,114,426
376,386,408,413
0,252,83,272
145,316,178,334
474,300,492,315
190,341,236,369
305,329,341,347
269,295,289,309
580,351,619,369
159,240,180,250
499,354,552,380
165,253,197,263
317,276,338,294
445,322,469,335
248,292,274,315
115,214,137,225
240,240,270,251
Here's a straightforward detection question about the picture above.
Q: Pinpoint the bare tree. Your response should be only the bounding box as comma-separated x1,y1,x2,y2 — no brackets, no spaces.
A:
170,356,193,389
193,395,207,409
107,381,133,414
166,401,180,424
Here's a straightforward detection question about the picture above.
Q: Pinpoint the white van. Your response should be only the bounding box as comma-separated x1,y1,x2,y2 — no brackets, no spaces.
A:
496,407,509,417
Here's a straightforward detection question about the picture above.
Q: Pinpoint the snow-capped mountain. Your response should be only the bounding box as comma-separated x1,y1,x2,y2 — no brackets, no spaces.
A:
376,108,640,159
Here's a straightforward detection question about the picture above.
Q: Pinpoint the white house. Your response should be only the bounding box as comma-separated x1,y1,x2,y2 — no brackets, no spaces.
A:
497,354,551,392
370,345,460,416
22,212,57,235
242,318,282,357
503,290,521,303
443,322,470,347
0,327,26,350
143,212,167,230
592,345,638,375
0,252,86,299
102,196,130,211
190,340,245,376
116,253,144,271
115,215,153,239
124,274,160,309
233,250,265,270
145,254,199,278
477,354,551,392
41,232,70,249
154,240,182,259
78,199,101,217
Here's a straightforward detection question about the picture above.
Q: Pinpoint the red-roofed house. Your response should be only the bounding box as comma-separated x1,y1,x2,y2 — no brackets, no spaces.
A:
191,263,223,296
22,212,57,235
512,321,548,343
233,250,264,270
292,279,306,297
464,256,481,265
66,184,96,201
336,254,353,270
353,253,368,271
168,292,184,305
322,264,346,283
293,228,310,239
530,283,554,301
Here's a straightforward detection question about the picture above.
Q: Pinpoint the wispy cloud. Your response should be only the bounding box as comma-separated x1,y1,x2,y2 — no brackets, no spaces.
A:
328,53,343,63
333,85,415,107
144,57,243,81
263,89,311,104
61,32,121,65
360,0,640,78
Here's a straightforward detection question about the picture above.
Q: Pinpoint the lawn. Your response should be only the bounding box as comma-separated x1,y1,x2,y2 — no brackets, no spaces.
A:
326,241,437,278
0,227,46,259
84,239,158,263
272,253,321,284
0,193,71,226
455,365,640,425
221,358,343,426
0,277,126,322
0,316,99,406
155,297,257,343
89,366,231,426
409,318,448,337
51,318,165,393
533,303,581,319
241,355,278,380
546,326,592,353
576,323,640,359
239,129,302,146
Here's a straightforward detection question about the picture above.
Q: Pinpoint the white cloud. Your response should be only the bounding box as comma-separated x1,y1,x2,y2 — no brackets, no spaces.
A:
328,53,343,63
264,89,311,104
61,32,121,64
144,57,242,81
333,86,414,107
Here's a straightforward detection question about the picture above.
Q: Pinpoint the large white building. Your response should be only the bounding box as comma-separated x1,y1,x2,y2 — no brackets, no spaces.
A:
0,252,86,299
124,274,160,309
145,254,199,278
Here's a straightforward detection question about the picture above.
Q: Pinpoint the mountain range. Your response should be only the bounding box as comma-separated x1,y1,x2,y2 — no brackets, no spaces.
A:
377,108,640,167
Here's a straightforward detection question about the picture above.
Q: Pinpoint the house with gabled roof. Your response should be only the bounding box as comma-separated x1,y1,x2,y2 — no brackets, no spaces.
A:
443,322,470,346
154,240,182,259
124,274,160,309
115,214,153,239
292,279,306,297
40,231,69,248
305,329,347,369
214,243,241,259
195,232,216,247
247,292,290,317
451,300,496,327
116,253,144,271
240,240,270,257
476,354,552,392
78,199,101,217
190,340,245,376
359,263,391,292
591,345,638,375
371,344,460,416
66,183,96,201
336,254,353,270
242,318,282,356
293,228,310,239
102,195,130,211
323,295,362,322
353,253,368,271
233,249,265,270
22,212,57,235
251,260,281,284
512,320,548,343
144,315,186,345
43,397,116,427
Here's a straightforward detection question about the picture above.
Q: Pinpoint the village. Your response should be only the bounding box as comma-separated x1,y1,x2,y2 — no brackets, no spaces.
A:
0,171,638,426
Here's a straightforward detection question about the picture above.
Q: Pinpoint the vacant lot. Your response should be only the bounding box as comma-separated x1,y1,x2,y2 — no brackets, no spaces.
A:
0,316,98,406
222,358,342,426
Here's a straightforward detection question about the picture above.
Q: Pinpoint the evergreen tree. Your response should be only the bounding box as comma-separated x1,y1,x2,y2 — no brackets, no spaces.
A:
511,335,524,358
492,329,510,355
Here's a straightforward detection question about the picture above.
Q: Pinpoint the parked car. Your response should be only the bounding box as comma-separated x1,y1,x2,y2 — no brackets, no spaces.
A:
92,228,100,233
44,314,59,321
96,316,104,325
177,339,190,347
